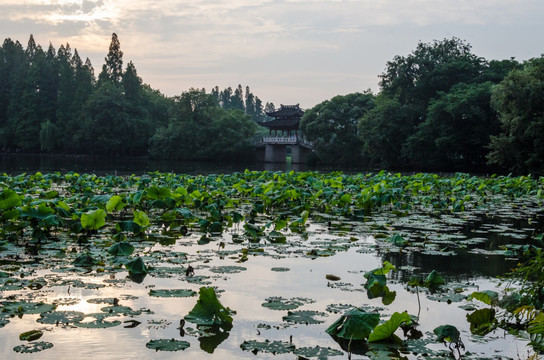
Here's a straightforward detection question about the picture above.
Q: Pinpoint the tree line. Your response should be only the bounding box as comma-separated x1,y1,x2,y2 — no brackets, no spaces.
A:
1,34,543,173
0,34,269,160
301,38,544,174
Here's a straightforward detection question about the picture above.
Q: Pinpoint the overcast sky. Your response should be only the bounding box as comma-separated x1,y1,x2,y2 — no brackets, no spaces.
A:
1,0,543,108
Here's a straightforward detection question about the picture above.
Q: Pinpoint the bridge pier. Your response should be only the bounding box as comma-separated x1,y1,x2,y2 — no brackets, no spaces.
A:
264,144,287,163
291,145,312,164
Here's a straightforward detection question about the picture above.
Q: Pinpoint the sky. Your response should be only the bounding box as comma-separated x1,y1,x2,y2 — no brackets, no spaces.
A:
1,0,543,109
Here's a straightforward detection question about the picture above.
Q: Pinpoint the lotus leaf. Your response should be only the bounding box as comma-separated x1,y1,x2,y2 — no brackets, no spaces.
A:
184,287,233,327
146,339,190,351
19,330,43,341
425,270,445,286
80,209,106,230
466,308,496,335
133,210,150,227
433,324,461,343
261,296,315,311
470,290,499,306
13,341,53,353
149,289,197,298
107,242,134,256
209,266,247,274
72,253,97,267
38,311,85,324
99,306,144,316
106,195,126,212
368,311,411,342
125,257,148,275
2,301,56,315
240,339,295,354
326,308,380,340
0,188,21,210
293,346,344,358
387,234,406,247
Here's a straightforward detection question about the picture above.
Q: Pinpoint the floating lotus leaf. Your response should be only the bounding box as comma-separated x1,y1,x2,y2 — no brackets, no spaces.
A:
13,341,54,353
145,339,190,351
38,311,85,324
19,330,43,341
149,289,197,298
2,301,56,315
261,296,315,311
283,310,327,324
209,266,247,274
270,267,290,272
75,318,122,328
240,339,295,354
100,306,143,316
293,346,344,358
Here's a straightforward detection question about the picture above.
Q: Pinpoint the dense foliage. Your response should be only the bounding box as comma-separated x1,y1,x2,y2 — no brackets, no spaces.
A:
0,34,263,159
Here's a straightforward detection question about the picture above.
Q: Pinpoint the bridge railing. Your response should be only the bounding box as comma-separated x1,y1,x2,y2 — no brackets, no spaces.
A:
256,136,313,148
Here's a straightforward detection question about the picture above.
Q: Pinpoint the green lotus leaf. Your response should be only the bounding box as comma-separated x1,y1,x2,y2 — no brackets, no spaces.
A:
0,188,21,210
106,195,126,212
13,341,53,353
133,210,150,227
116,220,142,234
184,287,234,327
209,266,247,274
38,311,85,324
283,310,327,324
80,209,106,230
433,324,461,343
326,308,380,340
240,340,295,355
425,270,445,286
261,296,315,311
19,330,43,341
149,289,197,298
469,290,499,306
72,253,97,267
146,339,190,351
386,234,406,247
107,241,135,256
2,301,56,315
293,346,344,358
368,311,411,342
466,308,496,335
125,257,148,275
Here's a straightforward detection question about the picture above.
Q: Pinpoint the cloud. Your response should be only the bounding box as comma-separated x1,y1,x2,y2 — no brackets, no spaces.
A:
1,0,543,107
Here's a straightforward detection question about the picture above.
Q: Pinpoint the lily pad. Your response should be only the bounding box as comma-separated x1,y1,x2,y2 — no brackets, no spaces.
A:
326,308,380,340
37,311,85,324
261,296,315,311
2,301,56,315
146,339,190,351
209,266,247,274
149,289,197,298
13,341,54,353
240,339,295,354
293,346,344,358
19,330,43,341
283,310,327,324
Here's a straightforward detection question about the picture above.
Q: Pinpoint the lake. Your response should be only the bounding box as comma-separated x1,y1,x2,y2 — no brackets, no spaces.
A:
0,165,542,359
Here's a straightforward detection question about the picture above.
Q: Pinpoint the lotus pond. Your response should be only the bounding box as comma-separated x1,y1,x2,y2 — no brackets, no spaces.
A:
1,170,543,359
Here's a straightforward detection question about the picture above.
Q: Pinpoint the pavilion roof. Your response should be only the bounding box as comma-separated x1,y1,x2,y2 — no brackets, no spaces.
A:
256,117,300,130
265,104,304,118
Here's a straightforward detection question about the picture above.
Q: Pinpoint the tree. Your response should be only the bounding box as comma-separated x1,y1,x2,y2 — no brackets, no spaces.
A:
404,82,498,170
149,89,256,160
301,92,375,165
487,56,544,174
358,95,418,169
98,33,123,84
